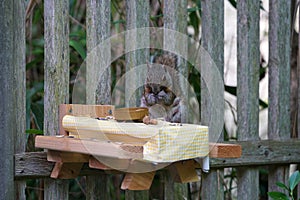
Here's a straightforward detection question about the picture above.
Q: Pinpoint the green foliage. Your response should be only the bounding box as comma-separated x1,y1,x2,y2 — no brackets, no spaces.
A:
268,171,300,200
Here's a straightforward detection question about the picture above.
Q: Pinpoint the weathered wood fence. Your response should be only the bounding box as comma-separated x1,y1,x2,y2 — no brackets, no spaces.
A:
1,0,300,199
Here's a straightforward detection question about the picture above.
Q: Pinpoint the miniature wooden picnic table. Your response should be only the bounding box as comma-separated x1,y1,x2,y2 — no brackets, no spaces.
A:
35,104,241,190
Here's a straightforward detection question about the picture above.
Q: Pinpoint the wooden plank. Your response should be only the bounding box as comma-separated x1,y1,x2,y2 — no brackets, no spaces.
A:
47,150,88,179
89,156,111,170
163,1,189,198
201,0,224,199
44,1,70,198
236,0,260,199
50,162,84,179
209,143,241,158
14,139,300,179
125,0,149,108
13,0,27,199
35,136,143,159
210,140,300,167
36,135,241,159
0,1,16,198
86,0,111,105
86,0,112,198
47,150,89,163
121,172,155,190
169,160,199,183
59,104,115,135
268,0,292,193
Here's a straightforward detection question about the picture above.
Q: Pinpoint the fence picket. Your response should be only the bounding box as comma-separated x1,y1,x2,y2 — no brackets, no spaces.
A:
86,0,111,199
163,0,189,199
125,0,149,108
201,0,224,199
125,1,149,199
0,0,16,199
236,0,260,199
14,1,26,199
44,0,70,199
268,0,291,194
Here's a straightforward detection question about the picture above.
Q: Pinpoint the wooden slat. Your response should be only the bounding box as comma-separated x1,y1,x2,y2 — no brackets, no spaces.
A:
169,160,199,183
209,143,241,158
163,1,189,198
50,162,84,179
44,0,70,198
125,0,149,108
47,151,88,179
13,0,27,199
35,136,143,159
210,140,300,167
121,172,155,190
15,139,300,179
86,0,111,105
86,0,112,198
236,0,260,199
47,150,89,163
268,0,292,194
59,104,115,135
89,156,111,170
36,135,241,159
201,0,224,199
0,1,16,198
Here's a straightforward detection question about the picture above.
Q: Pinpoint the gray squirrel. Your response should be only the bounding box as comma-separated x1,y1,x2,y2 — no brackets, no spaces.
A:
140,53,181,123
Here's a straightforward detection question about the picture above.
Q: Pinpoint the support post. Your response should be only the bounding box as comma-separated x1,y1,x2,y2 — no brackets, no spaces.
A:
44,0,70,199
0,0,15,199
201,0,224,199
268,0,291,195
236,0,260,199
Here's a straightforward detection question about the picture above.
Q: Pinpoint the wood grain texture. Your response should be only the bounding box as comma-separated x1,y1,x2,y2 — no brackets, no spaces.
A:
35,136,143,159
121,172,155,190
50,162,84,179
44,0,70,199
36,135,241,160
164,0,189,124
47,150,89,163
268,0,292,193
163,1,189,198
124,2,150,198
86,0,112,198
86,0,111,105
59,104,114,135
210,140,300,167
0,0,16,198
125,0,149,107
236,0,260,199
15,139,300,179
13,0,27,199
209,143,241,158
169,160,199,183
201,0,224,199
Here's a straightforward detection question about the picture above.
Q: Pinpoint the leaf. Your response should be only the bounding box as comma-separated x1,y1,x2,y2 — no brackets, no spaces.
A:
289,170,300,191
276,182,289,191
26,129,44,135
69,40,86,59
267,192,289,200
